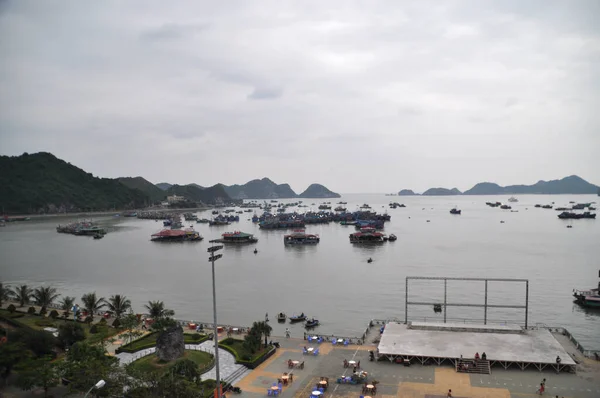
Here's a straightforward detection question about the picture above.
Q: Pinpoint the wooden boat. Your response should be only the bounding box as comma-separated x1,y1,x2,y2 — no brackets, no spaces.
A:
277,313,286,322
388,234,397,242
450,208,461,215
289,313,306,323
93,234,104,239
305,318,320,328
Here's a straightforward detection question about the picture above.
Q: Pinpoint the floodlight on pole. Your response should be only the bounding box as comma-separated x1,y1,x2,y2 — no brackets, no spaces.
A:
84,379,106,397
208,241,223,398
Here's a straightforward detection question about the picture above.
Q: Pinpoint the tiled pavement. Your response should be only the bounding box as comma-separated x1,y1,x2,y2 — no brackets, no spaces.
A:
232,336,600,398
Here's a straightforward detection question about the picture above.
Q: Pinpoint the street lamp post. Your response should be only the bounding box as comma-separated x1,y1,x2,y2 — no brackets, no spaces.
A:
84,379,105,397
208,242,224,398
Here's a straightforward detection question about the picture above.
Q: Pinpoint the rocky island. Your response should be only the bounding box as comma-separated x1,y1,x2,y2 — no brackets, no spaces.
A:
299,183,341,198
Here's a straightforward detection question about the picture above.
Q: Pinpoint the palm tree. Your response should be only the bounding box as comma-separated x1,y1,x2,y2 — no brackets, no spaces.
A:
0,282,13,307
81,292,106,320
144,300,174,320
32,286,60,313
59,296,75,317
252,321,272,348
12,284,33,307
106,294,131,320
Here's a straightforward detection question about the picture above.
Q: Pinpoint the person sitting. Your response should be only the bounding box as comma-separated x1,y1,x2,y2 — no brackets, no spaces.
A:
481,352,487,360
474,352,480,360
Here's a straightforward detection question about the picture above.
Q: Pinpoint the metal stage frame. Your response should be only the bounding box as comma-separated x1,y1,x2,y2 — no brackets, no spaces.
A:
404,276,529,328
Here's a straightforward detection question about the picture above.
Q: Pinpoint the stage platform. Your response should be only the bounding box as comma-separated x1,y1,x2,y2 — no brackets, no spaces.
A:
409,321,523,334
377,322,576,372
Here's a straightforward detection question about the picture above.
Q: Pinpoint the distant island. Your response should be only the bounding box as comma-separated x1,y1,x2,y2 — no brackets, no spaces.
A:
462,175,599,195
0,152,341,214
398,189,417,196
422,187,462,196
398,175,599,196
299,184,341,198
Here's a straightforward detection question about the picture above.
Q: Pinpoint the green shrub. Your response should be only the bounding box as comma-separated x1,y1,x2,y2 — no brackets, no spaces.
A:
89,324,99,334
98,318,107,325
49,309,59,319
58,322,86,349
27,307,36,314
84,316,93,325
112,318,121,328
7,304,16,313
191,333,201,341
39,307,47,316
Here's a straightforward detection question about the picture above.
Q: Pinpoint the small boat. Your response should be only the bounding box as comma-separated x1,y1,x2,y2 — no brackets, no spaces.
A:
450,208,461,215
388,234,397,242
93,234,104,239
277,313,286,322
289,313,306,323
197,218,210,223
305,318,320,328
367,257,373,263
433,304,442,313
573,274,600,308
508,197,518,203
500,205,512,210
340,220,357,226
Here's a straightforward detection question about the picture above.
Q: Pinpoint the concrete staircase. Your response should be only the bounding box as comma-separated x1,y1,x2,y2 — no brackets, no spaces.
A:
456,359,491,375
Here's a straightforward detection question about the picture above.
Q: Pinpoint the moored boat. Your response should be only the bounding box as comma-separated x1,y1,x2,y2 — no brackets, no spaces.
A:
210,231,258,244
349,227,386,243
573,273,600,308
450,208,461,215
305,318,320,328
500,205,512,210
151,228,203,242
277,313,287,322
284,230,320,245
289,313,306,323
388,234,397,242
508,197,518,203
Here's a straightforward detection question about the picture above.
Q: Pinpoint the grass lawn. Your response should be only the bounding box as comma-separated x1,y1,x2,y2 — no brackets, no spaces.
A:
0,309,120,343
220,338,270,362
129,350,214,375
119,332,207,352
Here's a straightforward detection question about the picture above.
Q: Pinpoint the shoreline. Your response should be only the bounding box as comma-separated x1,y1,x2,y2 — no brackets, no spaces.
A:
3,207,211,221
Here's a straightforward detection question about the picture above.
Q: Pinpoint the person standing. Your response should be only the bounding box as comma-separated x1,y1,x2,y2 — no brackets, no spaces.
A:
285,328,290,338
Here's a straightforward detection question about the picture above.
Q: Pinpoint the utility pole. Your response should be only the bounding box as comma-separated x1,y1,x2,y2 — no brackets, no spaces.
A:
207,242,224,398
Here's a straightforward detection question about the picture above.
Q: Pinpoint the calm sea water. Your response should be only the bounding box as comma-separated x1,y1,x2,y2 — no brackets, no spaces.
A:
2,194,599,348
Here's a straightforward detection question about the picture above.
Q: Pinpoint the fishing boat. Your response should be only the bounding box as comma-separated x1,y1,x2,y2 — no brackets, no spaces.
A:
349,228,386,243
340,220,357,226
305,318,320,328
508,197,518,203
450,208,461,215
388,234,397,242
360,204,371,209
284,230,320,245
196,218,210,223
334,206,347,212
209,231,258,244
277,313,287,322
93,233,104,240
500,205,512,210
289,313,306,323
151,228,203,242
163,219,172,227
573,272,600,308
209,220,230,226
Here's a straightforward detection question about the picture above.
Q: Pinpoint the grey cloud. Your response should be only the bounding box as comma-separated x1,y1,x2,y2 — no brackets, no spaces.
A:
248,87,283,100
0,0,599,192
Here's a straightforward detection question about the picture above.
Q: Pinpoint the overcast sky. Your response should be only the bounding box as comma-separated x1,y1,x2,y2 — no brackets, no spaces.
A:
1,1,599,193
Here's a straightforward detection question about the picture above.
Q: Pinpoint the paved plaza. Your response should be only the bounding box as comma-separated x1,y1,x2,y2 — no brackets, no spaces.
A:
234,333,600,398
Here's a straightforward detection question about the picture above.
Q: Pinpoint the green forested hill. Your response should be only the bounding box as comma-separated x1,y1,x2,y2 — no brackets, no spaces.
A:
118,176,166,203
0,152,149,214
